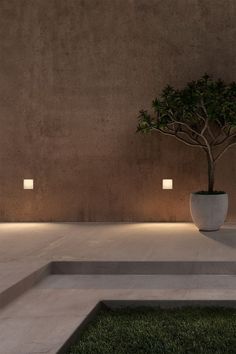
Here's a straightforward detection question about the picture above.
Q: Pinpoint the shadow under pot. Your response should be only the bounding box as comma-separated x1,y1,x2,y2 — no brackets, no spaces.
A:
190,192,228,231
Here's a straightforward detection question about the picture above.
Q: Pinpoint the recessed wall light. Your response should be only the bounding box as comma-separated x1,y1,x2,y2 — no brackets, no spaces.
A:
23,179,34,190
162,179,173,190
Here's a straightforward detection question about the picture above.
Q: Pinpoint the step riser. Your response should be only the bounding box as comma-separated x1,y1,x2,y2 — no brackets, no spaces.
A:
104,300,236,308
0,263,50,309
56,302,104,354
51,261,236,275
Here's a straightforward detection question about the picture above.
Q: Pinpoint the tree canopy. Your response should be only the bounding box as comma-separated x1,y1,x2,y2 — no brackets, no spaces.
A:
137,74,236,192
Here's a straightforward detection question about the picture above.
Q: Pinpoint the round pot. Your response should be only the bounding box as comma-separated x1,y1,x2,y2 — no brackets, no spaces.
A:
190,193,228,231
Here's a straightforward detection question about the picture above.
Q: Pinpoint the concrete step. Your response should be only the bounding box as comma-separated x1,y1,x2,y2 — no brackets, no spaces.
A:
0,262,50,309
0,261,236,354
2,261,236,311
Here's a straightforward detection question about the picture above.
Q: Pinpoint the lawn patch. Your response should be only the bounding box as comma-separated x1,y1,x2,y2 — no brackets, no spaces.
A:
67,306,236,354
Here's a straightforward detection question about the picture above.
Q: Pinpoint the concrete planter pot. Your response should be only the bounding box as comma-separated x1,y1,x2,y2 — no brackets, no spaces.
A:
190,193,228,231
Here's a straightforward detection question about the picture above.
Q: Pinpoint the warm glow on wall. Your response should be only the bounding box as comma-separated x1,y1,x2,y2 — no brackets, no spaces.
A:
23,179,34,190
162,179,173,190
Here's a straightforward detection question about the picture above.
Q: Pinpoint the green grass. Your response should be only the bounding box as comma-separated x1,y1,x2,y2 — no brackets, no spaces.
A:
67,307,236,354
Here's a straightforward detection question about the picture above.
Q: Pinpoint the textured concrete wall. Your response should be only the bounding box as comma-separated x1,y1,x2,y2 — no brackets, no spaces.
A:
0,0,236,221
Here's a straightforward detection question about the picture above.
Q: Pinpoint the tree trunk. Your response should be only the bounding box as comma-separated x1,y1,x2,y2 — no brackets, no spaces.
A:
207,153,215,193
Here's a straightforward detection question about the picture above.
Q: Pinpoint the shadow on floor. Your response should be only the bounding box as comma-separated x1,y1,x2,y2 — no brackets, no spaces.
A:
200,227,236,249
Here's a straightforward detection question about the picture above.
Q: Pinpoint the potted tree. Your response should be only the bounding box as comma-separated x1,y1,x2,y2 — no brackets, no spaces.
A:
137,74,236,231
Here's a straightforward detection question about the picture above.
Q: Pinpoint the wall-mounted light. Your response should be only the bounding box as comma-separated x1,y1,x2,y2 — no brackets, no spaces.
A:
23,179,34,190
162,179,173,190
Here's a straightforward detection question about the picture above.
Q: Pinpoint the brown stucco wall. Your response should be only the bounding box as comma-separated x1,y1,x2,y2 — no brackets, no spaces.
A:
0,0,236,221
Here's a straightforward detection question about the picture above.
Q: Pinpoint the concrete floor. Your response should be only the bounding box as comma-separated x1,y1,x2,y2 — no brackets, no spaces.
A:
0,222,235,354
0,222,236,263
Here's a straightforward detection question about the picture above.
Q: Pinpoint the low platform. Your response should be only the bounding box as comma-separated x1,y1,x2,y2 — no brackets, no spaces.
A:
0,260,236,354
0,223,235,353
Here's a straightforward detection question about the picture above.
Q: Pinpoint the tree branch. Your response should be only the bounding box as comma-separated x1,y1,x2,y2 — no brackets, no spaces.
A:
166,108,207,143
153,127,206,149
197,103,215,141
168,118,206,144
201,117,208,135
213,132,236,146
200,98,208,118
166,123,200,145
215,141,236,161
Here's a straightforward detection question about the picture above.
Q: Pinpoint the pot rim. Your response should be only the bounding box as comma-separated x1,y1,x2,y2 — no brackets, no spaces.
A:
191,192,228,196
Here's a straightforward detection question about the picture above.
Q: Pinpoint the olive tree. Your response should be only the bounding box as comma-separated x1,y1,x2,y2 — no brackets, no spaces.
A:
137,75,236,193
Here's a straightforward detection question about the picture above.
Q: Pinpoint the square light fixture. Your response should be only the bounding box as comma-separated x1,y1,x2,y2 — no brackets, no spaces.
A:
23,179,34,190
162,179,173,190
